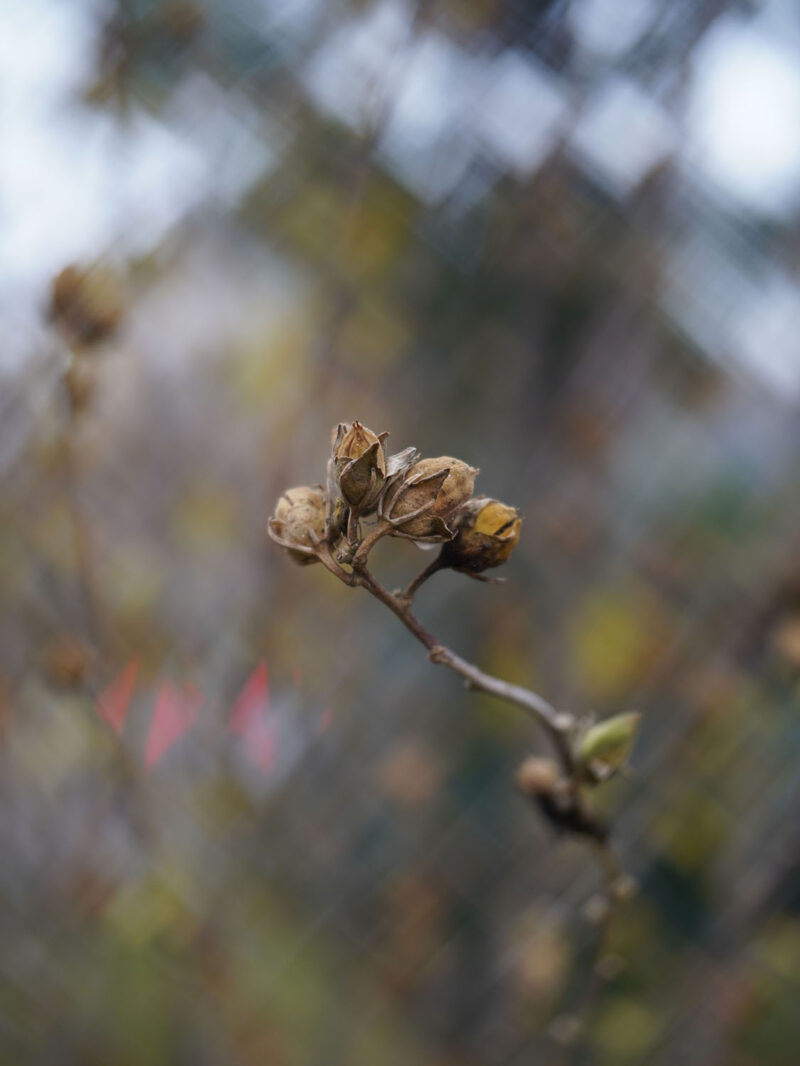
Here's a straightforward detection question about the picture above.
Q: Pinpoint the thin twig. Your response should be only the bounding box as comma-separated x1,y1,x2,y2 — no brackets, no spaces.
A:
352,520,391,568
400,554,446,603
346,561,576,776
60,363,106,650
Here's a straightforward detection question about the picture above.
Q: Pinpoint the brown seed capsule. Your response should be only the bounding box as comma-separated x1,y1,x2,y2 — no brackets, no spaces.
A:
269,486,326,565
42,635,95,688
441,496,522,573
383,456,478,541
332,421,388,512
49,264,125,347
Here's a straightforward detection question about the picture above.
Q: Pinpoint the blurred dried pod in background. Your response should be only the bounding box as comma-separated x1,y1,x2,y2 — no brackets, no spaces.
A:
49,263,126,348
516,756,607,842
42,635,96,689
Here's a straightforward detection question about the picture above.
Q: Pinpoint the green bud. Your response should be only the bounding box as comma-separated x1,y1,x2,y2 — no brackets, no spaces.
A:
577,712,640,774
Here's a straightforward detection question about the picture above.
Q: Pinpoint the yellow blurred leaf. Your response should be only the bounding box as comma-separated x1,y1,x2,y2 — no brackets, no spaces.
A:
571,585,668,704
593,999,660,1062
172,485,237,550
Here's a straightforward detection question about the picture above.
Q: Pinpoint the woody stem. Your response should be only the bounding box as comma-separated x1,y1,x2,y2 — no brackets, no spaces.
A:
401,554,446,602
352,520,392,569
350,563,576,777
346,507,359,548
61,358,107,651
316,544,357,585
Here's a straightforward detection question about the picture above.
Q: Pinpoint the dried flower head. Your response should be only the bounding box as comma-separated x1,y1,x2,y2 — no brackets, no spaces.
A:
332,421,388,513
441,496,522,573
383,456,477,541
269,486,326,564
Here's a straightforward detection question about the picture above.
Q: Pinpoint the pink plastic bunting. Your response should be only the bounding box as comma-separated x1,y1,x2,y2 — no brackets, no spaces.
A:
95,659,139,736
145,681,202,769
229,662,276,770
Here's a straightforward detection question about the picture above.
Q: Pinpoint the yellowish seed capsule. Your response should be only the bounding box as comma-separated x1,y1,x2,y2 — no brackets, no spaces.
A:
442,496,522,573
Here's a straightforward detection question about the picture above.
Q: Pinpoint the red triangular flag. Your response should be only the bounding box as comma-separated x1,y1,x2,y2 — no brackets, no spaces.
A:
96,660,139,736
145,681,202,769
246,717,276,771
229,662,269,736
229,663,275,770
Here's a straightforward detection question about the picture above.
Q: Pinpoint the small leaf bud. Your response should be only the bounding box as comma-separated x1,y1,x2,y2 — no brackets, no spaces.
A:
577,712,640,777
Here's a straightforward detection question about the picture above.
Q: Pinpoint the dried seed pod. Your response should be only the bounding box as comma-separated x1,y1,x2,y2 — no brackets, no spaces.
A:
332,421,388,512
515,756,561,796
269,486,326,565
49,264,125,347
441,496,522,573
515,756,608,842
42,635,95,688
383,457,478,542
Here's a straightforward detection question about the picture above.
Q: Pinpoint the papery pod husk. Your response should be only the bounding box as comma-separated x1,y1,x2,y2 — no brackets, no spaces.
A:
332,422,388,513
385,446,419,479
332,422,387,476
270,486,327,565
441,496,522,573
383,457,478,541
577,712,641,775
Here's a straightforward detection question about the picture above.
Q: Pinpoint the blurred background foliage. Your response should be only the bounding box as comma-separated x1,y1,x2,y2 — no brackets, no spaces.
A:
3,0,800,1063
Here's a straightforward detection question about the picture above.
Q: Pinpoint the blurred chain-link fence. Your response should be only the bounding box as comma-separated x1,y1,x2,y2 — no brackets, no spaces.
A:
3,1,800,1063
